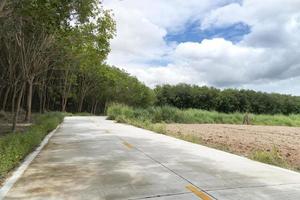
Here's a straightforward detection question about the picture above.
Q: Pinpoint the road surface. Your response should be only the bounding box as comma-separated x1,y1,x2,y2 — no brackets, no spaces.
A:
2,116,300,200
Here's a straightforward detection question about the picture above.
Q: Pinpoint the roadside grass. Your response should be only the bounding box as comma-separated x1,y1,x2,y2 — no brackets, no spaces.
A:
107,103,300,126
107,103,297,170
0,112,65,183
251,147,288,168
112,111,234,153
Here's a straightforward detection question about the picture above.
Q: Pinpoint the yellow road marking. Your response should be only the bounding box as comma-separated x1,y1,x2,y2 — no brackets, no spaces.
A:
123,141,134,149
186,185,212,200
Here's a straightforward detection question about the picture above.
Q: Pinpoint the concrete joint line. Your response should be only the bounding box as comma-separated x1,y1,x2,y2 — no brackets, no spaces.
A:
0,123,62,200
117,136,217,200
136,149,217,199
128,192,191,199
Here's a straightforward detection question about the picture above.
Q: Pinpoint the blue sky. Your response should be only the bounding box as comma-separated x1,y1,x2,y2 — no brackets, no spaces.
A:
104,0,300,95
165,21,251,44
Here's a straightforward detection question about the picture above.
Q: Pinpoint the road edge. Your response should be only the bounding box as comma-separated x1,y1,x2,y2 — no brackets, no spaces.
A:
111,119,300,176
0,122,62,200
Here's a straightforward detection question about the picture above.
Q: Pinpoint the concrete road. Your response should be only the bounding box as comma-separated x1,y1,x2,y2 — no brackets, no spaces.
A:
3,116,300,200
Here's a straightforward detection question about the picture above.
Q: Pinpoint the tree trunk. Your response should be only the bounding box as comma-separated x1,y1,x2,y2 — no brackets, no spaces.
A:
11,85,17,113
78,96,84,113
61,96,67,112
39,78,46,113
90,100,94,114
42,90,46,113
0,87,3,103
1,86,10,111
93,101,98,115
12,83,25,132
46,94,50,111
39,89,43,113
104,100,108,114
25,78,33,122
61,91,66,112
61,77,72,112
90,99,97,114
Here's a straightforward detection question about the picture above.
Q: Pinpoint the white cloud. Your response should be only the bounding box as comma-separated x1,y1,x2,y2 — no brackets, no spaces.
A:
173,38,265,86
201,3,245,30
103,0,300,95
122,64,201,87
106,4,169,66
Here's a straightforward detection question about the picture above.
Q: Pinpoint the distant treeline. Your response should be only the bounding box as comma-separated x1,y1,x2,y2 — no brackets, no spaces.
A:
154,84,300,114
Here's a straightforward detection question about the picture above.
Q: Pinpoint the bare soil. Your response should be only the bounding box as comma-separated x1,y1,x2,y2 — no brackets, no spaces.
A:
166,124,300,169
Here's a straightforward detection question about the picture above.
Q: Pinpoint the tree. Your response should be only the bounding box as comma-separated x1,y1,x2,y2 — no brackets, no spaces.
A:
0,0,118,130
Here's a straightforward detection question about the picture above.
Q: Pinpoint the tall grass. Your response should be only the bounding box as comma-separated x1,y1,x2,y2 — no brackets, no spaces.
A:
107,103,300,126
0,112,65,181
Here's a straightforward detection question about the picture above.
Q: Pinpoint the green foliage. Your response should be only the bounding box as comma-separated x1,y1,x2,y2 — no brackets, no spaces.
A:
251,147,287,167
102,67,155,108
1,0,121,117
155,84,300,115
0,112,65,179
13,0,103,32
107,103,300,126
0,0,154,116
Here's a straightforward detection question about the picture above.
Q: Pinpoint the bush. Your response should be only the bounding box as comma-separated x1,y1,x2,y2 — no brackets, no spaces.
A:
0,112,65,179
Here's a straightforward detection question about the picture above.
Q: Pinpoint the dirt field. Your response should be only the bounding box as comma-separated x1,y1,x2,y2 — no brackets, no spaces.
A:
166,124,300,170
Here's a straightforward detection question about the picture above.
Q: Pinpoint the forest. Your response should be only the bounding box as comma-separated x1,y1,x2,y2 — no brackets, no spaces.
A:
0,0,154,132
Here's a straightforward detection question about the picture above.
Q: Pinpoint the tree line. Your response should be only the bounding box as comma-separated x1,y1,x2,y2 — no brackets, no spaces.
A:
155,84,300,115
0,0,154,131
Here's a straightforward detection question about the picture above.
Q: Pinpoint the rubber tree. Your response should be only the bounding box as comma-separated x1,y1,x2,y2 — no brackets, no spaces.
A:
26,33,54,121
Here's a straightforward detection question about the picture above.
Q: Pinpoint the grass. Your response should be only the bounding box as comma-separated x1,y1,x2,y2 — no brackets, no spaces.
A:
107,103,298,170
107,103,300,126
0,112,65,182
251,147,288,168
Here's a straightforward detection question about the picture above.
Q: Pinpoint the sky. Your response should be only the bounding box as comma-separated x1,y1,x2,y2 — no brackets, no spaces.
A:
103,0,300,95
